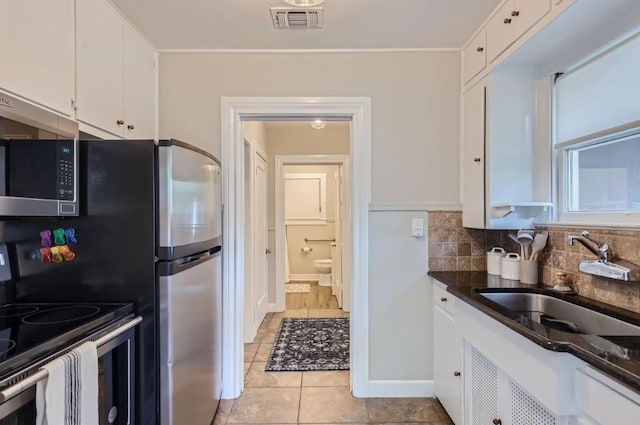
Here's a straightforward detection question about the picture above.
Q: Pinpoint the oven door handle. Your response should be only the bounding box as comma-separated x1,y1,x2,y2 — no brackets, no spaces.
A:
0,316,142,403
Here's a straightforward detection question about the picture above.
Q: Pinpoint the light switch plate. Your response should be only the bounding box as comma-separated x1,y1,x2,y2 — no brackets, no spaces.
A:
411,218,424,238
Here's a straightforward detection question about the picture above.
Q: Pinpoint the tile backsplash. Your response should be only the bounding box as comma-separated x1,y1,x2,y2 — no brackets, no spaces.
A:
428,211,640,313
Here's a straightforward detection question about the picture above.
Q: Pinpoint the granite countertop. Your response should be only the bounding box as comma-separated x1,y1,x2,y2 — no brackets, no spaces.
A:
428,271,640,392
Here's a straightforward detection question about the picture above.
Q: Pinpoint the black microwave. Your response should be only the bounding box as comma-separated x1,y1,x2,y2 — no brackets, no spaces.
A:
0,139,77,216
0,93,79,217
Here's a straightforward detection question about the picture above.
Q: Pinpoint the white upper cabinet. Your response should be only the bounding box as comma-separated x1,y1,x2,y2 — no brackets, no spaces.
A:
462,29,487,84
461,81,486,229
76,0,155,139
487,0,550,63
123,25,156,140
76,0,124,136
0,0,75,116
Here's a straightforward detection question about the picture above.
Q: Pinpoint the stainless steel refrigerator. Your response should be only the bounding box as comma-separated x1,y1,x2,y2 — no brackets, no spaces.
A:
156,140,223,425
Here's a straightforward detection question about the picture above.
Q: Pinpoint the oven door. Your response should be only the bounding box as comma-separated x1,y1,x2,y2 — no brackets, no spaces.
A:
0,318,139,425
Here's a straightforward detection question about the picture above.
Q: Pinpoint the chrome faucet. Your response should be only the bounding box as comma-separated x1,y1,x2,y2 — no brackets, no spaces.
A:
567,230,639,281
567,231,610,263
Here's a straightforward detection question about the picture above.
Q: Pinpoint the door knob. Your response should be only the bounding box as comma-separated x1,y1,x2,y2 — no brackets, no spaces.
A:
265,249,272,254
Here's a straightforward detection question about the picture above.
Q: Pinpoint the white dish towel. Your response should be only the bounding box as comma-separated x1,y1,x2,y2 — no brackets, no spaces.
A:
36,341,99,425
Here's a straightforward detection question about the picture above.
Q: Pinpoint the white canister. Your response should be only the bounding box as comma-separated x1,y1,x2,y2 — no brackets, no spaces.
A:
520,260,539,285
501,253,521,280
486,247,506,275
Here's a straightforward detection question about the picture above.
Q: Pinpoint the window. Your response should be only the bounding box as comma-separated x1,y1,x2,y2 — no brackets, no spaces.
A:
554,33,640,224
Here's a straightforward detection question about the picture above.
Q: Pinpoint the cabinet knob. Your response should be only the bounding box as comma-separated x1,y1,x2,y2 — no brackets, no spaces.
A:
493,420,502,425
127,124,135,130
453,371,461,377
440,297,447,302
504,17,512,24
476,46,484,52
117,119,125,126
511,10,520,17
473,157,481,163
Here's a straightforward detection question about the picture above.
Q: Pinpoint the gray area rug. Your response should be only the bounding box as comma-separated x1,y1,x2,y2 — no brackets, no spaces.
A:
265,318,350,371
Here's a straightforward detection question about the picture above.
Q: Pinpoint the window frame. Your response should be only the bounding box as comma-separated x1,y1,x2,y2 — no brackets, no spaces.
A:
552,108,640,227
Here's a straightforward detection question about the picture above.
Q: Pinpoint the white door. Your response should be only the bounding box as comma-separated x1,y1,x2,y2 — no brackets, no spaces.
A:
254,153,268,326
333,167,344,308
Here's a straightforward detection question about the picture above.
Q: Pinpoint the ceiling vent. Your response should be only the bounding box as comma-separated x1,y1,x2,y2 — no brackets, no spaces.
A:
270,7,323,29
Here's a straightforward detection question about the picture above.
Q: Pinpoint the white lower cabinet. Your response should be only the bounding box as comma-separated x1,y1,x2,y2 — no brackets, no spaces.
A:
433,298,463,424
431,280,640,425
574,367,640,425
465,344,561,425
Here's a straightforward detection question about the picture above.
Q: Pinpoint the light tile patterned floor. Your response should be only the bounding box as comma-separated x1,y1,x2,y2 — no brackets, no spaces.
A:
214,286,453,425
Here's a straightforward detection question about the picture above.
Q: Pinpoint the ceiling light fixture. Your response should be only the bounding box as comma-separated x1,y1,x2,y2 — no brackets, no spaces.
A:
311,119,326,130
285,0,325,7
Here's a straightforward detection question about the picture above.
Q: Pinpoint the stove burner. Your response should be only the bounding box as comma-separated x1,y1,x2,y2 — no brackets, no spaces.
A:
22,306,101,325
0,306,39,319
0,339,16,357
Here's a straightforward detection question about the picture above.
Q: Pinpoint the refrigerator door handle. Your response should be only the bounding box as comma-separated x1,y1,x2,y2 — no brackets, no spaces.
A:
158,247,221,277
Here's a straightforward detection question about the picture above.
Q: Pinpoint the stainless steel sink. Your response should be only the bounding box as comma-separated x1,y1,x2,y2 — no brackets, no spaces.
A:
477,291,640,336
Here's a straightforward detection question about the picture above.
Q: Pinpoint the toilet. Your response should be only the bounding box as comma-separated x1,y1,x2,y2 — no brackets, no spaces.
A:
313,259,332,286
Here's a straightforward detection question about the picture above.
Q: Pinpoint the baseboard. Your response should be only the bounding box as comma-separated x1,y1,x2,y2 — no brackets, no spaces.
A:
266,303,281,313
365,380,434,398
288,274,322,281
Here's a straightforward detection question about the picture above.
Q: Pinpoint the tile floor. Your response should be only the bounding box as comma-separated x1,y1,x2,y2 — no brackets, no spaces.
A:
214,284,452,424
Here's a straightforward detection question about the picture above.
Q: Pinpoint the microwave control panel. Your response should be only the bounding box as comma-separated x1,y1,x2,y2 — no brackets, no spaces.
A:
56,141,75,201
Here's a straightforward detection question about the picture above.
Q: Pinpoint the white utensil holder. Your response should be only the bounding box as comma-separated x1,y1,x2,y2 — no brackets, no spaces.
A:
520,260,539,285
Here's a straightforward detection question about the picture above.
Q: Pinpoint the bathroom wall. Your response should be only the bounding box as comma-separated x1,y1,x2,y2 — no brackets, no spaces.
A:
284,164,339,276
427,210,640,313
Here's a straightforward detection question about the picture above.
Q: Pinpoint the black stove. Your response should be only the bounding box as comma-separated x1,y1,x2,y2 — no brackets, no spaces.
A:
0,302,134,381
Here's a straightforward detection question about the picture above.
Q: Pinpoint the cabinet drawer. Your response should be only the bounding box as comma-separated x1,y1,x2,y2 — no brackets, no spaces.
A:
575,368,640,425
433,284,455,316
462,28,487,83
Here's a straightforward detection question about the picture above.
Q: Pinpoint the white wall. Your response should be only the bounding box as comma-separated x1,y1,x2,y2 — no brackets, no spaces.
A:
159,52,461,204
243,121,267,152
159,51,461,393
369,211,431,382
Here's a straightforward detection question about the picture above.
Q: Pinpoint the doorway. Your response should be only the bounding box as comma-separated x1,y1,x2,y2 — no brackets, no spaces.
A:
275,155,351,314
221,97,371,399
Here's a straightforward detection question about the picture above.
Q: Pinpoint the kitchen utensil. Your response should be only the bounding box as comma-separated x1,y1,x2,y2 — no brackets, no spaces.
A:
530,232,548,261
516,230,534,260
501,253,521,280
487,247,506,275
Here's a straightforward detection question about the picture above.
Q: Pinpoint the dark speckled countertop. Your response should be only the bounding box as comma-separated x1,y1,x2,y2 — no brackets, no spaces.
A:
428,271,640,393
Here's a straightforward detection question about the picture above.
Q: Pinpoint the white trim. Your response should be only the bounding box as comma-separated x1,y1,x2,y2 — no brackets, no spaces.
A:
275,154,351,313
368,202,462,212
366,380,434,398
288,273,323,281
159,47,461,54
221,97,371,399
